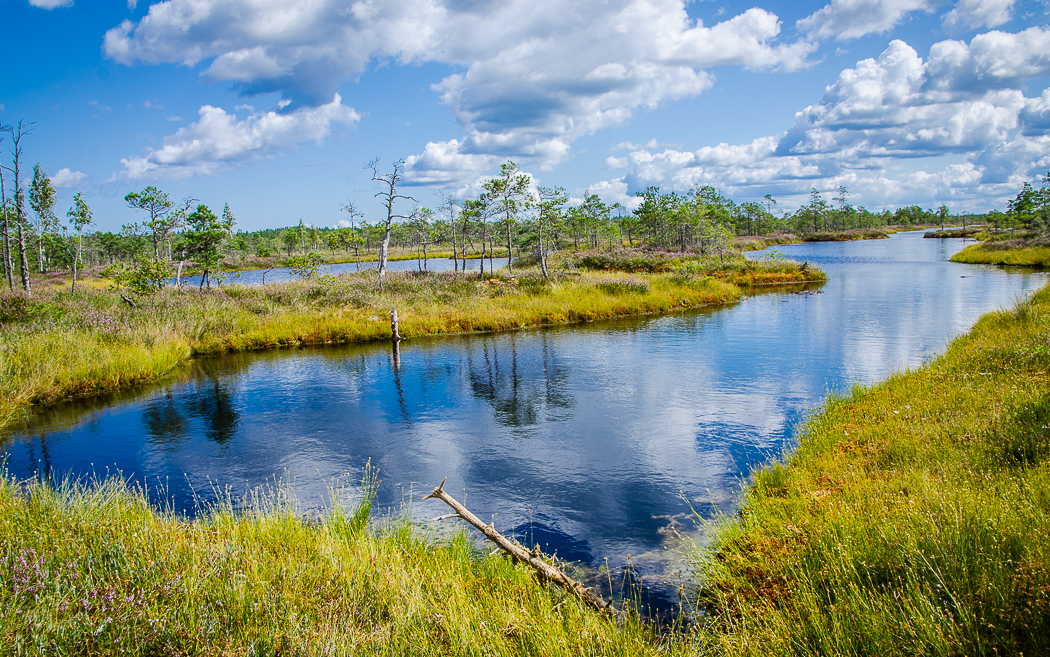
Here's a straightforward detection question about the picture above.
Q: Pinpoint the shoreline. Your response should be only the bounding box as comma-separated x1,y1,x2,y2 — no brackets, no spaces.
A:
0,264,823,432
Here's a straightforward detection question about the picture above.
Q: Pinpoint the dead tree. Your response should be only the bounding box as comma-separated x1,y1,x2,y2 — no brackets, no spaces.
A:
423,479,614,615
368,158,414,283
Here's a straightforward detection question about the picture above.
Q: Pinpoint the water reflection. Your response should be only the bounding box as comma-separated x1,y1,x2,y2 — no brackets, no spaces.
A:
3,231,1047,611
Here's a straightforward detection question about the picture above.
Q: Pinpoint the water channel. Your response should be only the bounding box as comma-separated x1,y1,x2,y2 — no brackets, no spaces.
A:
178,255,510,287
3,231,1045,609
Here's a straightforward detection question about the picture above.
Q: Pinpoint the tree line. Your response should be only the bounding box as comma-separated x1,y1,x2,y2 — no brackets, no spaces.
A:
4,124,1040,294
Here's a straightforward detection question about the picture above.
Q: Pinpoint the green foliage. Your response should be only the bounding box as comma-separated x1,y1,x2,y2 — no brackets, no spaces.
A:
183,204,234,286
112,255,172,298
287,252,325,279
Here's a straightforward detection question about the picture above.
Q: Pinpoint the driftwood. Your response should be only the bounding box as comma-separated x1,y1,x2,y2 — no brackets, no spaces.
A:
120,293,136,308
423,478,614,614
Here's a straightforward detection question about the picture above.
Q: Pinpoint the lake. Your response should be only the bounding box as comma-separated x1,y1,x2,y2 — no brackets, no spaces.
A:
3,231,1045,610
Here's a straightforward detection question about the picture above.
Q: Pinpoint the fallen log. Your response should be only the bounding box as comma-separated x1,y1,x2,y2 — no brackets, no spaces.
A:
423,478,614,615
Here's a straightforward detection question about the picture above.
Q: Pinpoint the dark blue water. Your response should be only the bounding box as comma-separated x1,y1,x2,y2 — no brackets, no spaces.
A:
3,231,1045,606
177,255,509,287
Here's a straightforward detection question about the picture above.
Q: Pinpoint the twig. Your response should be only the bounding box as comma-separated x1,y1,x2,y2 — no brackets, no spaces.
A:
423,478,614,615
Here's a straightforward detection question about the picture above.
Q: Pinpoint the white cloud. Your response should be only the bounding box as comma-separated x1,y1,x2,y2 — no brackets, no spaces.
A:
797,0,939,41
942,0,1015,30
127,0,137,8
28,0,73,8
50,168,89,188
118,95,359,179
104,0,816,179
607,30,1050,212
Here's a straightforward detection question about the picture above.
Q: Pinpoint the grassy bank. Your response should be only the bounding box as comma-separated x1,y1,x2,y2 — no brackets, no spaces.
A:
951,242,1050,266
0,262,821,432
694,283,1050,655
0,470,694,655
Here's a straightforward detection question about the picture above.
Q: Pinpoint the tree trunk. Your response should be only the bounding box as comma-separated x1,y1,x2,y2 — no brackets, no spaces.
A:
71,236,80,293
539,213,548,279
506,221,514,274
175,260,184,287
422,480,614,615
451,223,459,271
1,171,12,290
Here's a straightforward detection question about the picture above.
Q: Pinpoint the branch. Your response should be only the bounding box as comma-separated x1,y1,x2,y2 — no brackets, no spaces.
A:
423,479,615,615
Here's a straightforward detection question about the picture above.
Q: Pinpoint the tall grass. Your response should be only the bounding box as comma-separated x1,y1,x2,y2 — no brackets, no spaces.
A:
692,284,1050,656
951,242,1050,266
0,468,692,655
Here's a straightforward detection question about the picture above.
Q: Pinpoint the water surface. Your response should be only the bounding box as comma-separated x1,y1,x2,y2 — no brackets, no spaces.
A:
4,231,1044,607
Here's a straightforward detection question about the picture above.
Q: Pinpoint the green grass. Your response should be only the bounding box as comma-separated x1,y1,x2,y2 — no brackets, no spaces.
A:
0,469,691,656
800,228,889,242
692,283,1050,656
0,264,823,431
951,242,1050,266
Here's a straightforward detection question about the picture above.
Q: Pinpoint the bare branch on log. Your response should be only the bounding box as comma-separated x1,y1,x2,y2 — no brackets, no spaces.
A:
423,478,614,615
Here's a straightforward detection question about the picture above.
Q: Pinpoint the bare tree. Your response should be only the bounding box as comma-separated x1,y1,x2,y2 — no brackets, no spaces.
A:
339,199,365,271
367,158,414,282
2,121,35,295
437,191,460,271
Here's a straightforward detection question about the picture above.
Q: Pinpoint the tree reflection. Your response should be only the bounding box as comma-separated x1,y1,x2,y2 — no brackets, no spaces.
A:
465,333,574,429
141,377,240,446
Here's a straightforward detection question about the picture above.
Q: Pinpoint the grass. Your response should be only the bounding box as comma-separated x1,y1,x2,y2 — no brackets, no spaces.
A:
0,261,821,431
0,468,693,656
951,243,1050,266
692,283,1050,656
800,228,889,242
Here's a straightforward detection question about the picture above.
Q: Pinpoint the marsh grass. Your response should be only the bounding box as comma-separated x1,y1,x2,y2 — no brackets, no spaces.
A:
0,467,694,656
1,267,796,430
692,284,1050,656
800,228,889,242
951,242,1050,266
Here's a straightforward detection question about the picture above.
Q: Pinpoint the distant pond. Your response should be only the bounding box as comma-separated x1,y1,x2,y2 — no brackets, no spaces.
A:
4,231,1045,610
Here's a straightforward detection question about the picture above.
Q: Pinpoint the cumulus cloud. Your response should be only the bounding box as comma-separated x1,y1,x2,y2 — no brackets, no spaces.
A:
104,0,816,181
942,0,1015,30
607,29,1050,211
118,95,359,179
50,168,89,188
28,0,73,8
797,0,939,41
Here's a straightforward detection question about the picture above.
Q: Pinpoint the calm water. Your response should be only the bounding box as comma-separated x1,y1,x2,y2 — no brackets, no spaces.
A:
3,231,1045,607
178,255,509,287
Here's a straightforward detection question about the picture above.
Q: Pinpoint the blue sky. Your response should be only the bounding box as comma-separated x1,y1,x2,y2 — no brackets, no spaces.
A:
2,0,1049,232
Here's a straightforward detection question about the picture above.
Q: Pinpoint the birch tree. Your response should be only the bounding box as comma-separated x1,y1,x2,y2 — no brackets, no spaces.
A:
66,192,92,292
29,164,57,272
2,121,33,295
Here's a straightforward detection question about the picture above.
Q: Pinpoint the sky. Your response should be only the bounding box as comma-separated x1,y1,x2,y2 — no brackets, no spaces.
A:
2,0,1049,232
